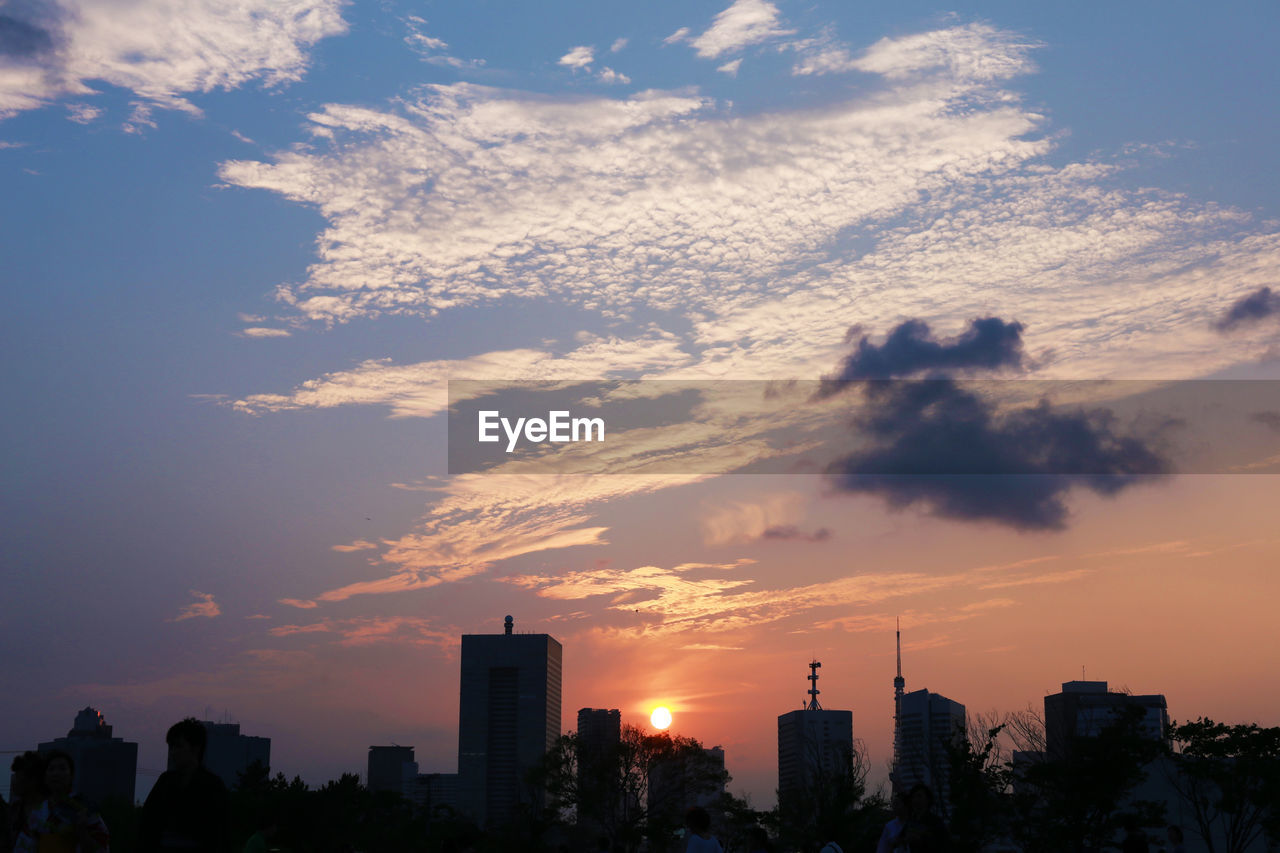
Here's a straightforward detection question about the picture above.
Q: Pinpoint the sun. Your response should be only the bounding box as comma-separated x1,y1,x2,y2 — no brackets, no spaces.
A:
650,706,673,730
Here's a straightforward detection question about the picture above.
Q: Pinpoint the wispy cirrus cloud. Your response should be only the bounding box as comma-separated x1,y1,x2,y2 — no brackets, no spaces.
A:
270,616,458,648
0,0,346,120
688,0,794,59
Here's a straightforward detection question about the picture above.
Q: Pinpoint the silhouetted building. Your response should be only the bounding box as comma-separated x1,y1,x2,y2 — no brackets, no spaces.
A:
190,721,270,789
891,630,965,812
777,660,853,815
896,689,965,804
1044,680,1169,759
411,772,460,812
368,745,417,797
457,615,562,827
38,707,137,805
577,708,621,754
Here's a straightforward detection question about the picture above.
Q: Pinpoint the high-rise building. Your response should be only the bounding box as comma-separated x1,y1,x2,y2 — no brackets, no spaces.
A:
196,721,270,789
777,660,854,815
891,630,965,812
457,615,562,827
1044,680,1169,759
368,745,417,797
577,708,621,754
38,707,137,805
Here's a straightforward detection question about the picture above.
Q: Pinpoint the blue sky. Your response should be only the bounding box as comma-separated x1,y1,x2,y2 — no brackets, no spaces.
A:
3,0,1280,804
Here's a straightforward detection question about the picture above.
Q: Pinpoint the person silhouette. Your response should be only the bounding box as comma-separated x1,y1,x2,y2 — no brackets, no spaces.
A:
13,750,109,852
139,718,230,852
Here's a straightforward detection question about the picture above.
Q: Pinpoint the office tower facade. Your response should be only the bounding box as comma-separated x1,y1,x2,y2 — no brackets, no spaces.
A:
777,661,854,814
895,689,966,813
891,630,965,812
196,721,271,789
458,615,562,827
577,708,621,753
38,707,138,805
1044,680,1169,759
368,745,417,797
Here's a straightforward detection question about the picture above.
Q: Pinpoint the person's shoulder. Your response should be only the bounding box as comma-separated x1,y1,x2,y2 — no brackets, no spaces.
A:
195,767,229,790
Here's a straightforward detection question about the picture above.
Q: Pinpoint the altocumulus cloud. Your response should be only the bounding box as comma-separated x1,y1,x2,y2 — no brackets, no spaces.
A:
0,0,346,120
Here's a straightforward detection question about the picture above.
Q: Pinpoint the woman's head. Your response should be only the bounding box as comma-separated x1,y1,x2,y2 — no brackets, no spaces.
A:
43,750,75,798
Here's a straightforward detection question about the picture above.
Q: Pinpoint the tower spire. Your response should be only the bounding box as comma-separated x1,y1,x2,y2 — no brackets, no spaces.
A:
805,659,823,710
893,618,905,783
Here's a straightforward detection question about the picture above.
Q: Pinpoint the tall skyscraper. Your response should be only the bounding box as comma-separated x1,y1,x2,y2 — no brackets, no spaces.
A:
777,660,854,816
577,708,621,754
368,745,417,797
891,630,965,812
196,721,270,789
1044,680,1168,759
458,615,562,827
38,707,137,805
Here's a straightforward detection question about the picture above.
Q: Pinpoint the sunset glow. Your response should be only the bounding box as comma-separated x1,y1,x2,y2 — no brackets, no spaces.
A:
3,0,1279,817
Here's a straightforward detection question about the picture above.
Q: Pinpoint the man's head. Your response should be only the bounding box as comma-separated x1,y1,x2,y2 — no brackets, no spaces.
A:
166,717,207,772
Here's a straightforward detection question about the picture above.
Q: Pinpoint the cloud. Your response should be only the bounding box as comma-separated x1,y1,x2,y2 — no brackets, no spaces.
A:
218,21,1280,384
822,316,1024,386
716,59,742,76
239,327,291,338
611,38,628,53
331,539,378,552
64,101,99,123
558,45,594,69
232,332,692,417
171,590,221,621
598,67,630,85
0,0,346,121
1251,411,1280,433
0,11,55,59
270,616,457,648
852,23,1040,82
760,525,831,542
690,0,794,59
121,102,155,134
663,27,690,46
825,364,1171,530
1214,286,1280,332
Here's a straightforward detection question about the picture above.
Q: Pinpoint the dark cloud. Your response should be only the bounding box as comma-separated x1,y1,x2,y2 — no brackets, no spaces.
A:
821,317,1024,394
0,14,52,57
1251,411,1280,433
1214,287,1280,332
825,379,1170,530
0,0,62,62
760,525,832,542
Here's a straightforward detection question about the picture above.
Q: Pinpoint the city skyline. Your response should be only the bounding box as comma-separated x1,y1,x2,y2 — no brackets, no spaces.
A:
4,0,1280,815
0,629,1231,809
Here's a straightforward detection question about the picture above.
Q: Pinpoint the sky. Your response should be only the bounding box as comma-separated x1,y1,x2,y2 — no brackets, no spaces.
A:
3,0,1280,808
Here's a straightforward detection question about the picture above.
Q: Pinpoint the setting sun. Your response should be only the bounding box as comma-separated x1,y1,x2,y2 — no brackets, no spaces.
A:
650,706,672,730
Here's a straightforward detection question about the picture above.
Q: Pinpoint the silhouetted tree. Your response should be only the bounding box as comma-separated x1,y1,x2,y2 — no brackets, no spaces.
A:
538,724,728,853
775,738,882,852
1008,705,1165,853
1165,718,1280,853
946,722,1012,852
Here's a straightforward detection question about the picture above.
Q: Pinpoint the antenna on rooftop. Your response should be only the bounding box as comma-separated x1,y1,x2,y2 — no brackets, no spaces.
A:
805,659,823,710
